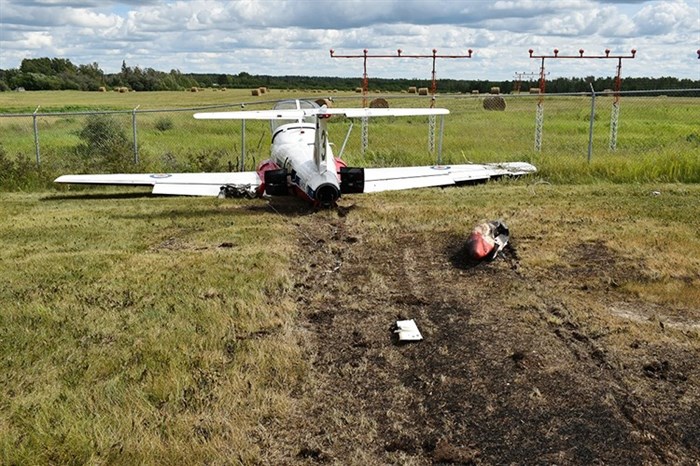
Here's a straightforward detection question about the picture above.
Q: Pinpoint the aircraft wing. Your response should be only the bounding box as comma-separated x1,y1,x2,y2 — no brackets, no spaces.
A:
362,162,536,193
54,172,261,197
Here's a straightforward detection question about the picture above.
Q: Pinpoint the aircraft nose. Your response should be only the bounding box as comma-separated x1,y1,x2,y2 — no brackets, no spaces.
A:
315,183,340,207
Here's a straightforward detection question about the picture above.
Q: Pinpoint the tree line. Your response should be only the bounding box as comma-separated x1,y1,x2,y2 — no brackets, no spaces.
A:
1,57,698,94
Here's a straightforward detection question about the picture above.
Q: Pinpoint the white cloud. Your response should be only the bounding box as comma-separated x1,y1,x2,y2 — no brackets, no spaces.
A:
0,0,698,79
17,31,53,49
633,0,699,35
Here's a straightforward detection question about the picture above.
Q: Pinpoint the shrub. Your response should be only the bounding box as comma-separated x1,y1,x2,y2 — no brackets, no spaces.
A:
0,145,52,190
75,114,134,172
154,116,174,132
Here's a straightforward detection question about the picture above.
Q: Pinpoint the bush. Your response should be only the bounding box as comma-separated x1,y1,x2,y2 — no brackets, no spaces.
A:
154,117,174,132
186,149,230,172
0,145,53,191
75,114,134,172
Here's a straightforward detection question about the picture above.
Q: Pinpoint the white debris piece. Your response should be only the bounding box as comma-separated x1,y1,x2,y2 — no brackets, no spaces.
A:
394,319,423,341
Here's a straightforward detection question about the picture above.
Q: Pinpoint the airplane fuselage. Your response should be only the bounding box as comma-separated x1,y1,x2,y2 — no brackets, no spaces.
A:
54,101,537,204
256,119,350,207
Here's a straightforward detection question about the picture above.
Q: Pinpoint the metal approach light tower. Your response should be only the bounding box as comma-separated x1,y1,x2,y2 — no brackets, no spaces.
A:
528,48,636,151
513,71,543,93
395,49,472,152
330,48,472,153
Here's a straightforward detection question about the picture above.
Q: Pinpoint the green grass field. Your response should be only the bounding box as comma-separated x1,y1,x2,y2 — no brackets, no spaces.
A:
0,90,698,185
0,90,699,464
1,183,699,464
0,190,304,464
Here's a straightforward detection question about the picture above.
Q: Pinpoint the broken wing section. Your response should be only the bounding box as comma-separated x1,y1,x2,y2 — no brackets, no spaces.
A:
362,162,536,193
54,172,262,197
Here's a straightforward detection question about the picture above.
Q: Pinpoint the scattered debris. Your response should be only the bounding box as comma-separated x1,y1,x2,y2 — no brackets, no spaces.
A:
393,319,423,342
464,220,509,261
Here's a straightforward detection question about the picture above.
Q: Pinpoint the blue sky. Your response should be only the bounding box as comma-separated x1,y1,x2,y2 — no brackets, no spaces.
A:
1,0,698,80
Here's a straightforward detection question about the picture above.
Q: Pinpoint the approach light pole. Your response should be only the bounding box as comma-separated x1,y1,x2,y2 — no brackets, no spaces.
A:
513,71,543,94
330,49,401,153
330,48,473,153
395,48,473,152
395,49,473,105
528,48,636,151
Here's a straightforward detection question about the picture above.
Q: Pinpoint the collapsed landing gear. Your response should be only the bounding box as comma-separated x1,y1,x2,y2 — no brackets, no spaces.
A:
264,168,289,196
339,167,364,194
218,185,257,199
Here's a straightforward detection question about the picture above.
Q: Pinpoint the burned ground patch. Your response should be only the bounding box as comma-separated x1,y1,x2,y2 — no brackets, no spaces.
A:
262,211,699,465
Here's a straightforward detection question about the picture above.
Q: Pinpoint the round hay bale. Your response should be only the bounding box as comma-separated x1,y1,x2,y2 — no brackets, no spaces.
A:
259,87,267,94
315,98,332,108
408,86,417,94
483,96,506,111
251,89,260,96
490,86,500,94
418,87,429,95
355,87,363,93
98,86,106,92
118,87,128,93
471,90,480,94
369,98,389,108
529,87,541,94
190,87,199,92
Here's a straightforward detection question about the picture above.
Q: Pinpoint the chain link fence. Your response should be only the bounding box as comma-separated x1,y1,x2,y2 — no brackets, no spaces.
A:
1,89,698,184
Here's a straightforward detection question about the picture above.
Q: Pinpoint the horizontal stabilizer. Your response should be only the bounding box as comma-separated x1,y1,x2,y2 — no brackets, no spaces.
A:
325,107,449,118
194,107,449,120
195,110,308,120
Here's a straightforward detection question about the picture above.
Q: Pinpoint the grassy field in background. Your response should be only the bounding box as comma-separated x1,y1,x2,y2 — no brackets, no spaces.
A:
0,90,698,184
1,183,698,464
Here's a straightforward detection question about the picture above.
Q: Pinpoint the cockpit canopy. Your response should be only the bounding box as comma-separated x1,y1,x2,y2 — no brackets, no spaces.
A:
270,99,319,132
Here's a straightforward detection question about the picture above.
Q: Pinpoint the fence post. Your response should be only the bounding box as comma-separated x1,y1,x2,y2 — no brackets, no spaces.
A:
587,84,596,163
241,119,246,171
132,105,140,164
32,106,41,167
437,114,445,165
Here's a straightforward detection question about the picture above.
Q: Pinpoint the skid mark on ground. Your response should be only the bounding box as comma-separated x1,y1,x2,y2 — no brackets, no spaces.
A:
263,213,700,465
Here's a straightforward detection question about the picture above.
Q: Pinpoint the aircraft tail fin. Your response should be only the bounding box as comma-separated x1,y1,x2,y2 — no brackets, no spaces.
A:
313,110,333,174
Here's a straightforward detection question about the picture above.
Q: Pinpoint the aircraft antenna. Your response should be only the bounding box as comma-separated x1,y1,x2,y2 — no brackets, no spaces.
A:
528,48,636,151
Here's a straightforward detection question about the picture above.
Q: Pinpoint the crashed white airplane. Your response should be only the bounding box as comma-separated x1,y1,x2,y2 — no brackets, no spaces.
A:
55,99,536,207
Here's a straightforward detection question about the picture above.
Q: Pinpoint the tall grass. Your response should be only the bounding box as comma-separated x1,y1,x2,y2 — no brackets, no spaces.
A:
0,91,698,189
0,193,304,465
